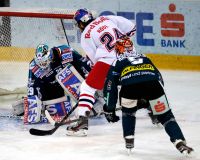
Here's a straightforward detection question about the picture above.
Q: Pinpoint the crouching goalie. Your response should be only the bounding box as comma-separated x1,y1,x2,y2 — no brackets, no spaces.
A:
12,43,92,124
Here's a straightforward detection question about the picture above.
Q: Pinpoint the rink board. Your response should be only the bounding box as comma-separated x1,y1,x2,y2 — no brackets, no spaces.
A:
0,47,200,71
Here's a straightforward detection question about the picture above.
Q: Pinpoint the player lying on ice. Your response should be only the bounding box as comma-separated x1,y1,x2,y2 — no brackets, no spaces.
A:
12,43,94,124
103,37,194,155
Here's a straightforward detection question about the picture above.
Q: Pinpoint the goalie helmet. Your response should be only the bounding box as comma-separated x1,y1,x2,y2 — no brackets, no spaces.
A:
115,37,133,56
74,8,94,31
34,44,52,69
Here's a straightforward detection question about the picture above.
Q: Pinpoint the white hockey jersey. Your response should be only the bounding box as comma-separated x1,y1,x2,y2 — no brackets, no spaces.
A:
81,15,136,65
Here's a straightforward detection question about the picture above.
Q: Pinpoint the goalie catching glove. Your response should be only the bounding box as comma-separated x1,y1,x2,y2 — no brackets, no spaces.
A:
103,104,119,123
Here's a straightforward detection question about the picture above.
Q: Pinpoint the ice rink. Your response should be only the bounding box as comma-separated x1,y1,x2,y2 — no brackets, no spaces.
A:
0,70,200,160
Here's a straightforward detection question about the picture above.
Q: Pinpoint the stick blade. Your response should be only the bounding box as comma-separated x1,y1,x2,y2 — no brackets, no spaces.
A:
29,128,55,136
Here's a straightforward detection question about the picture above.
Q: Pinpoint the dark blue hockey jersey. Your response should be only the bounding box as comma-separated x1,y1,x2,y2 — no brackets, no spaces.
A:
28,45,91,101
103,53,163,109
112,55,161,85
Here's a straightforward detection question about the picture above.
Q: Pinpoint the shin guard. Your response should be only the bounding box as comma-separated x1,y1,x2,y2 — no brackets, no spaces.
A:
122,107,137,137
158,110,185,142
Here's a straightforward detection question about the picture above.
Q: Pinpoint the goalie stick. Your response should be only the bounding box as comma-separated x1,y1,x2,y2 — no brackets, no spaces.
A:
29,103,78,136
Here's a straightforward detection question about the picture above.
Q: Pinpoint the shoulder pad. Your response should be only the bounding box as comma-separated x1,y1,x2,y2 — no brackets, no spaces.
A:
29,60,37,69
57,45,73,52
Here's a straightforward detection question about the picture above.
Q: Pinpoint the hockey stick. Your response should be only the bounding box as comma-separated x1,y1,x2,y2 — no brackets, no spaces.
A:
46,106,122,127
29,103,78,136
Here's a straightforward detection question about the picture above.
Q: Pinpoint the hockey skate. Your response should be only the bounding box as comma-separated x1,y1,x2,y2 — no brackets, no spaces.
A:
124,135,134,155
174,140,194,155
66,111,90,137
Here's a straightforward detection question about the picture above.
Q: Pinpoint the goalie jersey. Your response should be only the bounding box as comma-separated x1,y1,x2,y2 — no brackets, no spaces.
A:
28,45,91,101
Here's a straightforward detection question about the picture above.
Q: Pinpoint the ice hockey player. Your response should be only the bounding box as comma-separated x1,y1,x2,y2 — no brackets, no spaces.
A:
66,8,137,136
67,8,160,136
12,43,92,124
103,37,194,155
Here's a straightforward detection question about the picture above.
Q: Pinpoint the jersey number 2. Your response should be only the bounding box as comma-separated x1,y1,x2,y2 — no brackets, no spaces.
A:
100,32,115,52
100,29,124,52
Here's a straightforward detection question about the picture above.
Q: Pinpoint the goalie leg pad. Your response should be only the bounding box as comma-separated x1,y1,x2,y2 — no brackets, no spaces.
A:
24,96,42,124
56,63,84,102
45,96,72,116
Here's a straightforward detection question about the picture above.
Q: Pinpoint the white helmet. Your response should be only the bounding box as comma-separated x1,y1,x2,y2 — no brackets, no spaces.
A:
34,44,52,69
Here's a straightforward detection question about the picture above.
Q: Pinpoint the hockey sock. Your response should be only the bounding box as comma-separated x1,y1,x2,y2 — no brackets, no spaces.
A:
122,107,137,137
157,110,185,142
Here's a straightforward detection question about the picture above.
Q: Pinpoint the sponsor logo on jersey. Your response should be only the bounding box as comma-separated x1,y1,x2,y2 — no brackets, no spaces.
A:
85,16,109,38
32,64,46,78
154,101,166,112
34,68,43,78
121,64,154,76
57,67,72,81
45,70,54,77
32,65,39,73
61,52,73,63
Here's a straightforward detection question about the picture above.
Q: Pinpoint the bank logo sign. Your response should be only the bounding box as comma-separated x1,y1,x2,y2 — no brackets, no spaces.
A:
100,3,185,49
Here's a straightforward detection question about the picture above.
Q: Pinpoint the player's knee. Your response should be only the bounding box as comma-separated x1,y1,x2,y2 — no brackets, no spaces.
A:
122,106,137,117
121,97,137,109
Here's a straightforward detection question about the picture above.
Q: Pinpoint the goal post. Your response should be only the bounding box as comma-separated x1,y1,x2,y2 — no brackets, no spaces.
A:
0,8,79,102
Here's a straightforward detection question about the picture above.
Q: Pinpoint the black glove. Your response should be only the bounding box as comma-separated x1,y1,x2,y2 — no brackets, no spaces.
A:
103,104,120,123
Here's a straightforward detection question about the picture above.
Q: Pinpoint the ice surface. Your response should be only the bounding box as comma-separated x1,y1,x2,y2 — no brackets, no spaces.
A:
0,70,200,160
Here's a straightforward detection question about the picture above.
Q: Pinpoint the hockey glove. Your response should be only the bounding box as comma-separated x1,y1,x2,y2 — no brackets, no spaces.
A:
103,104,120,123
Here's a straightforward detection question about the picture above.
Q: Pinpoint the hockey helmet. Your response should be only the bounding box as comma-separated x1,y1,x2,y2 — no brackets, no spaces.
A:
74,8,94,26
34,44,52,69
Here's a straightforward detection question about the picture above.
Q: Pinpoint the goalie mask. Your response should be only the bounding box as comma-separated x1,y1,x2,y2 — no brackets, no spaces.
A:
34,44,52,69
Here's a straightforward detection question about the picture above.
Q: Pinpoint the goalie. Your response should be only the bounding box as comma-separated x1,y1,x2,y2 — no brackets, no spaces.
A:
12,43,92,124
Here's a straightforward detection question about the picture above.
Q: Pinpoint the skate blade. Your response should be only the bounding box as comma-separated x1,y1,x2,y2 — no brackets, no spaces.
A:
126,148,133,156
66,129,87,137
182,150,194,157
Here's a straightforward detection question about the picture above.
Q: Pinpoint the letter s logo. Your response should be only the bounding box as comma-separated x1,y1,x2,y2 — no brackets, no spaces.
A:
160,3,185,37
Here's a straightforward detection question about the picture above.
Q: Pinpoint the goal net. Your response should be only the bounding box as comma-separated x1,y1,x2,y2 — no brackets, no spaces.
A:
0,8,80,107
